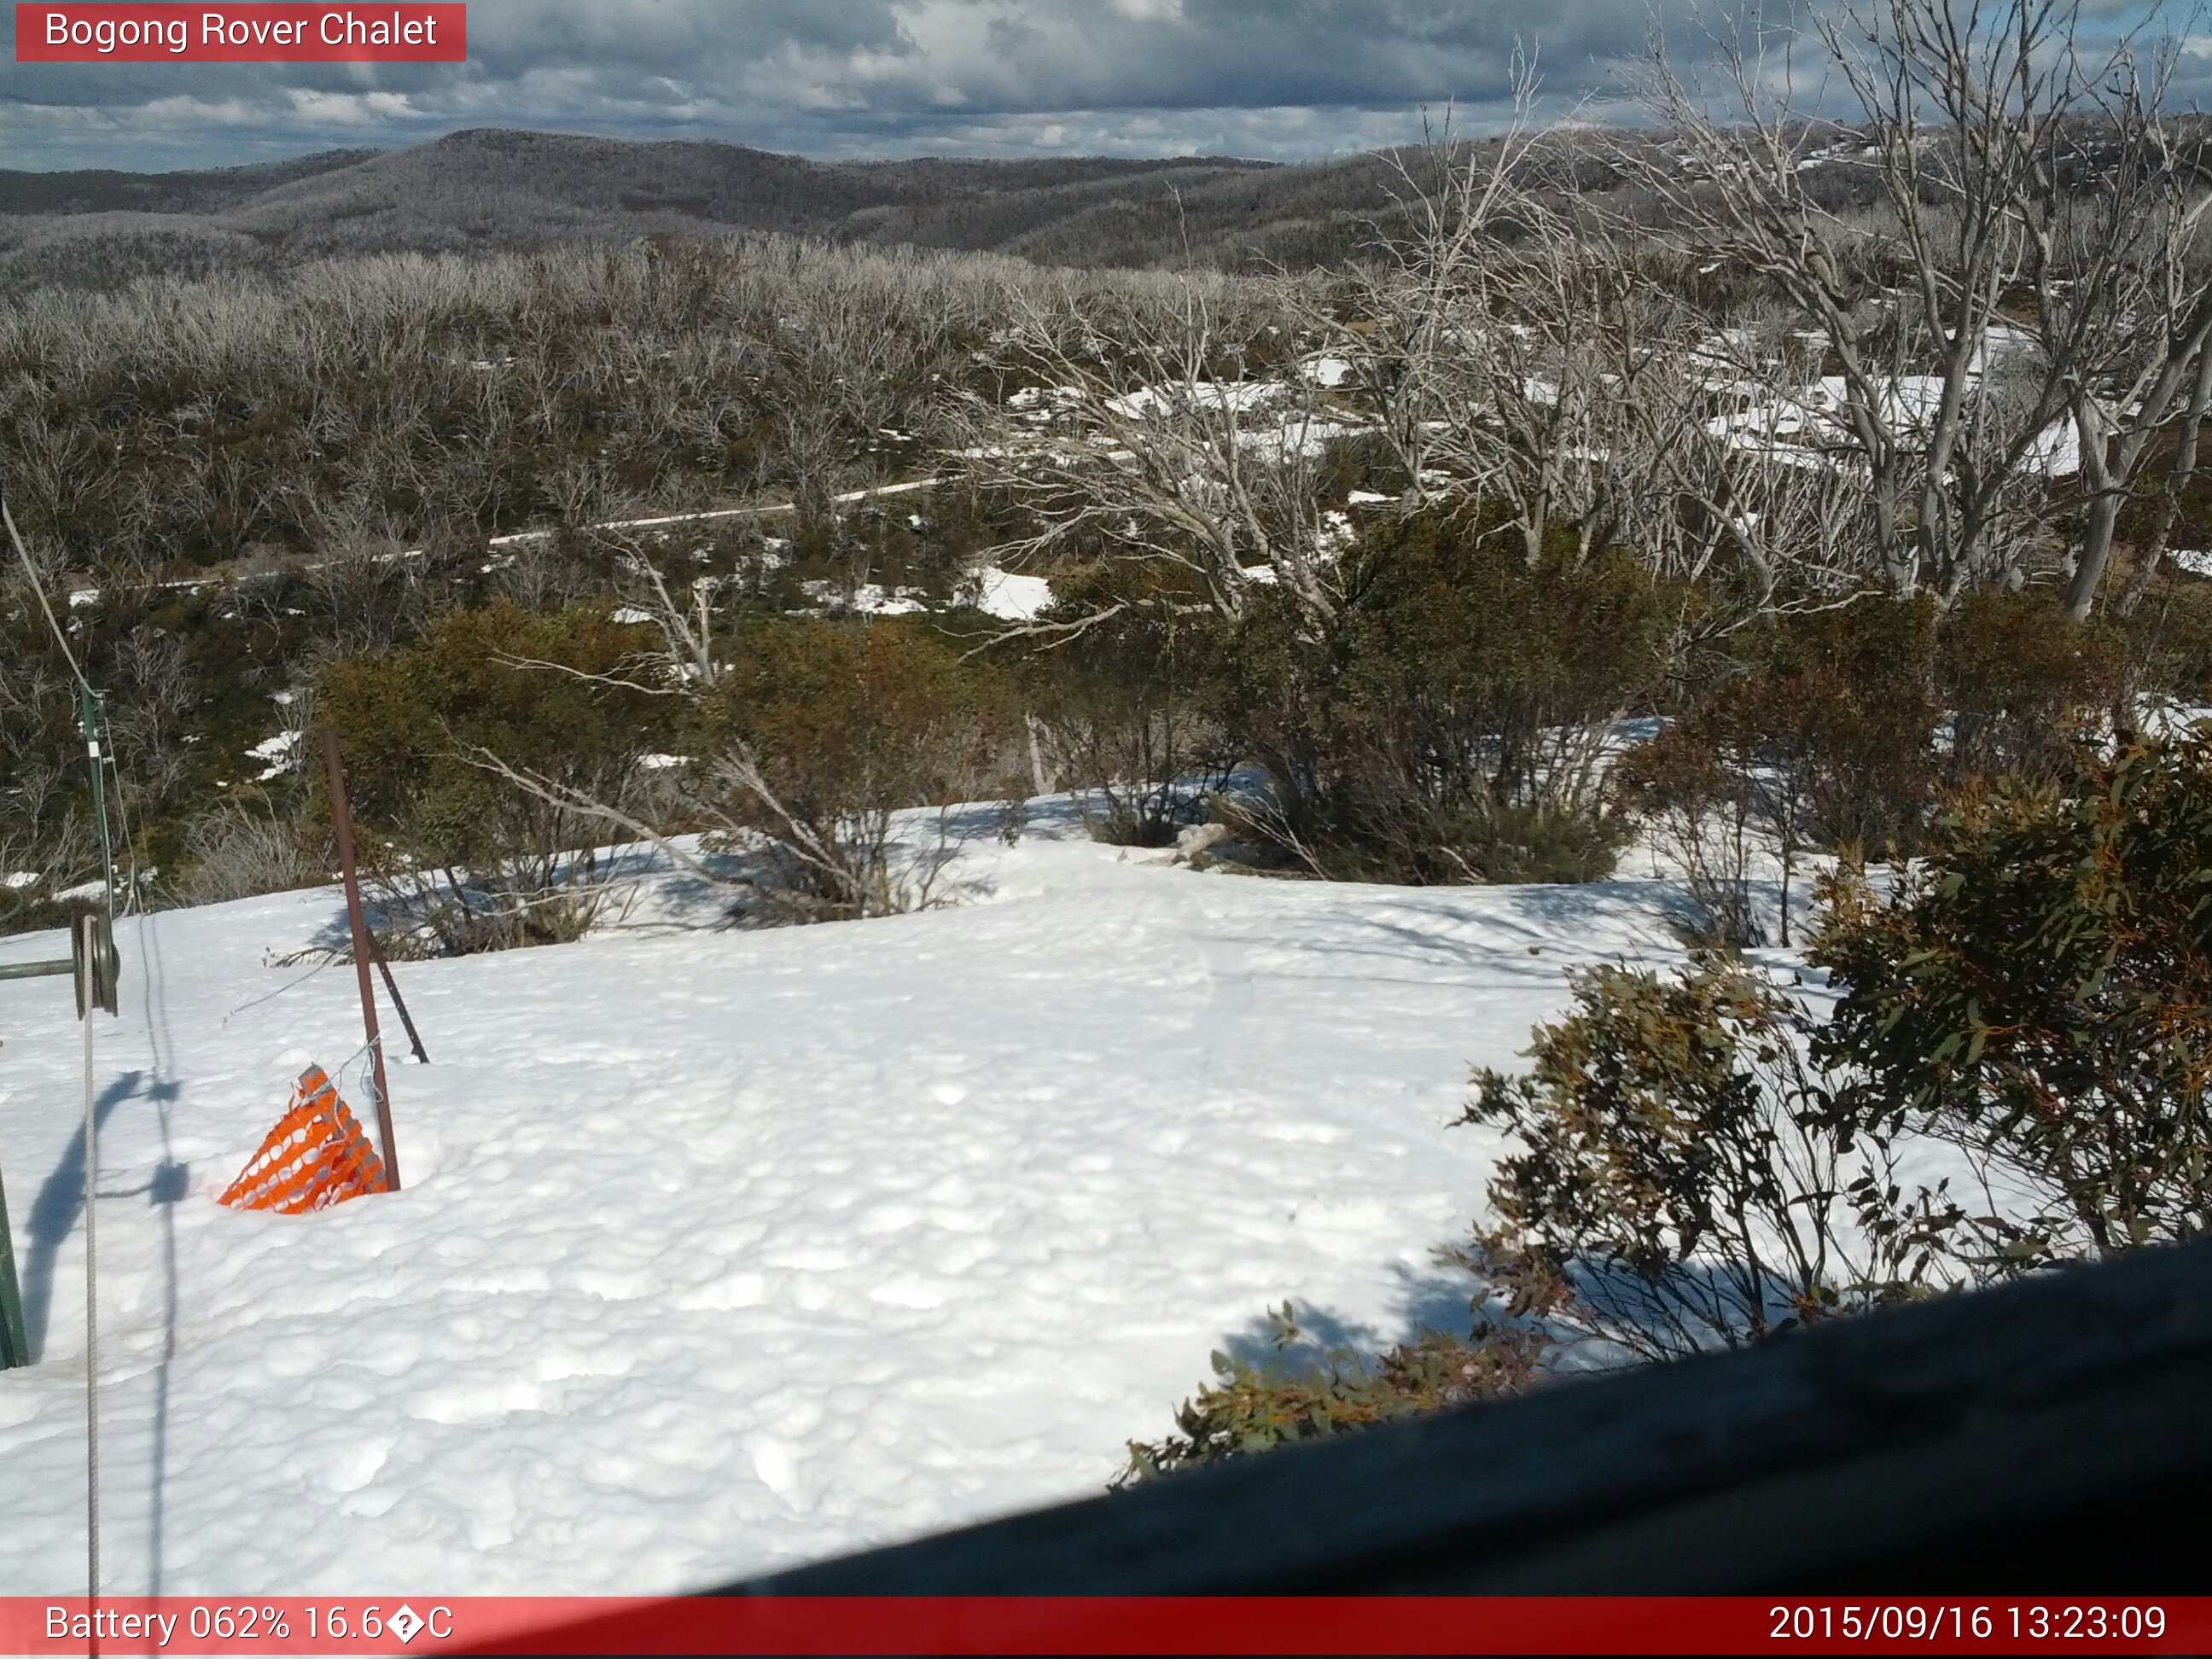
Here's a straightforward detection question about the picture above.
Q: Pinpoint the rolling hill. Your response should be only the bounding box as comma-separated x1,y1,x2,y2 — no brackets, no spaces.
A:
0,128,1406,292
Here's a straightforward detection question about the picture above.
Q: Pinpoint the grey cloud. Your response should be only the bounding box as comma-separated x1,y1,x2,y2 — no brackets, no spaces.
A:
0,0,1662,167
0,0,2182,174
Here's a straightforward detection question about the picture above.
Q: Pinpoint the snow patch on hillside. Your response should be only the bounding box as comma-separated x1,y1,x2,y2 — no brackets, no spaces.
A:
974,568,1052,620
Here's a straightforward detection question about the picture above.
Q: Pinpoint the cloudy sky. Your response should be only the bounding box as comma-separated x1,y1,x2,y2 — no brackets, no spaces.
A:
0,0,1709,172
0,0,2189,174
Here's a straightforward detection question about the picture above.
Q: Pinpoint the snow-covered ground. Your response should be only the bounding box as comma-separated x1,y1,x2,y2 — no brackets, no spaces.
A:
973,568,1052,621
0,803,1706,1595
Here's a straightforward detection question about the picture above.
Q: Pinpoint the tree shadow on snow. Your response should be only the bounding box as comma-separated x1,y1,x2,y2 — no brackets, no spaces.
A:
1349,881,1709,963
1208,1248,1738,1389
1212,1258,1491,1374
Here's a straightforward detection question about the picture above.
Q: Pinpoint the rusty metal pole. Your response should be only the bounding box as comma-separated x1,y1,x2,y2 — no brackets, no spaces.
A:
368,934,430,1065
323,731,401,1191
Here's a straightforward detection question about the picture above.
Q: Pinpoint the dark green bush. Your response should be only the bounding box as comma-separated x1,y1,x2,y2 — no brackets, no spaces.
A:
1935,591,2127,791
1813,726,2212,1254
317,602,678,953
695,615,1020,919
2116,575,2212,707
1216,506,1665,883
1731,598,1940,857
1116,1303,1548,1483
1463,953,1983,1361
1016,562,1230,847
1617,591,2120,945
1614,602,1935,945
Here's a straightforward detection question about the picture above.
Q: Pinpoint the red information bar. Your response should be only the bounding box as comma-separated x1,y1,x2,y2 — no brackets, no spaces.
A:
0,1597,2204,1656
15,3,464,61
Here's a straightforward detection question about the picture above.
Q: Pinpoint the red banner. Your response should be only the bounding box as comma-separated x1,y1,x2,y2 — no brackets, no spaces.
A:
0,1596,2203,1655
15,4,464,61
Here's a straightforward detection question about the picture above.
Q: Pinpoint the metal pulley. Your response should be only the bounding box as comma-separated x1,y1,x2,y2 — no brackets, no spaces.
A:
73,911,119,1018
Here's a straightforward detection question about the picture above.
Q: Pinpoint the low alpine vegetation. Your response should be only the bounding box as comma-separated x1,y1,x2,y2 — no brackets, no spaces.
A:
1126,726,2212,1475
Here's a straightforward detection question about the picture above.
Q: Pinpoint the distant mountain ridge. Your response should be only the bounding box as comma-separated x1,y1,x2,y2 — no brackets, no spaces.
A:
0,148,378,215
0,128,1405,291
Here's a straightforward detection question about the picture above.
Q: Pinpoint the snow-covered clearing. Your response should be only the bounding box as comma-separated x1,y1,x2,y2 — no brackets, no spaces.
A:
0,803,1708,1594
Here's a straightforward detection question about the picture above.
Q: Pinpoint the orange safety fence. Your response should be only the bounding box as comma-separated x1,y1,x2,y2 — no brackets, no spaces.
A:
218,1065,390,1214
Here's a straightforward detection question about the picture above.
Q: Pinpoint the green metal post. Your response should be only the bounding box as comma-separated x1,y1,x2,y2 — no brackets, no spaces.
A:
81,685,115,919
0,936,76,1366
0,1156,26,1368
0,957,73,981
0,926,112,1368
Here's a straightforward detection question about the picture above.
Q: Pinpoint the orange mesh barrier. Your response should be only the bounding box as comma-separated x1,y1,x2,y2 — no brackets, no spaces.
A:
218,1065,390,1214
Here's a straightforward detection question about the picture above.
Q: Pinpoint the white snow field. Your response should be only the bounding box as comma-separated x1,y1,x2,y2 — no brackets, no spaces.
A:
0,805,1702,1594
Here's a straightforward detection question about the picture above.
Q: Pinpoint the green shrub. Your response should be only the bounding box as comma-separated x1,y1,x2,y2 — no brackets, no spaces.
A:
1616,602,1935,945
1936,592,2127,791
317,602,678,953
1617,593,2118,946
1016,562,1230,847
2116,576,2212,707
1216,505,1664,883
1813,726,2212,1254
1463,953,1985,1361
1610,720,1772,946
696,615,1019,919
1115,1303,1548,1483
1729,598,1940,858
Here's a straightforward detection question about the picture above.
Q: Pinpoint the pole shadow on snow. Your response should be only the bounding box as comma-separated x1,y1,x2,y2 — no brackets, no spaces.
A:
144,1151,186,1596
20,1068,178,1358
22,1055,189,1592
135,910,185,1594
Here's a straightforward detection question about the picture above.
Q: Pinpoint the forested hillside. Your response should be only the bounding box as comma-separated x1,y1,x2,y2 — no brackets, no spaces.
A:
0,128,1412,293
